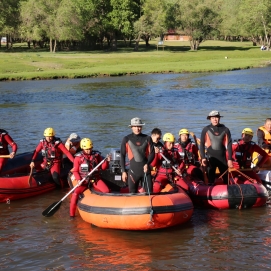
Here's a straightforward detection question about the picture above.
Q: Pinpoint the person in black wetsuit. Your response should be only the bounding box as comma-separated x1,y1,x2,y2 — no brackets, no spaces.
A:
151,128,163,152
200,110,233,184
120,117,155,193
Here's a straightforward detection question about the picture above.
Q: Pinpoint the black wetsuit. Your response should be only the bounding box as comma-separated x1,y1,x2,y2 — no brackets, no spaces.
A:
200,124,232,184
120,133,154,193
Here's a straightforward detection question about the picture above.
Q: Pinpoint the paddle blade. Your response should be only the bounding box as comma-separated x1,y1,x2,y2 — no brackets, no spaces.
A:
42,201,62,217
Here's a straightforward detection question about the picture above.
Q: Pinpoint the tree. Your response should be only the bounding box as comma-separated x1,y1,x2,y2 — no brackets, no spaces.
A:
166,0,219,50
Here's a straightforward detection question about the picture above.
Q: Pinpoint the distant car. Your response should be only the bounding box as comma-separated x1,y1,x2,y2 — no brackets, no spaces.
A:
1,37,7,43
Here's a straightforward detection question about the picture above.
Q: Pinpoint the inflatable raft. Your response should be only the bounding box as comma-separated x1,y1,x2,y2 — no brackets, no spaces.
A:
176,175,268,209
76,185,193,230
0,152,70,203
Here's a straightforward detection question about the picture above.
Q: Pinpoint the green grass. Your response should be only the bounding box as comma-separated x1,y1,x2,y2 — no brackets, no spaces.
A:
0,40,270,80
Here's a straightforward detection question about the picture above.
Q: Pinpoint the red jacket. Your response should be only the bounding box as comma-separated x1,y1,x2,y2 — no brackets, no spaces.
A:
73,151,109,181
231,139,269,168
0,129,17,155
32,137,74,163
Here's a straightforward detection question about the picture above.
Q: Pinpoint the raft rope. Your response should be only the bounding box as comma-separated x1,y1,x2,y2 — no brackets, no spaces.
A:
143,173,154,226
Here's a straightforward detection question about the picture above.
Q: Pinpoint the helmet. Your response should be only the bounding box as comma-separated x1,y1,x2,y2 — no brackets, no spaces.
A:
179,129,189,135
242,128,253,136
80,138,93,149
44,127,55,137
163,133,175,142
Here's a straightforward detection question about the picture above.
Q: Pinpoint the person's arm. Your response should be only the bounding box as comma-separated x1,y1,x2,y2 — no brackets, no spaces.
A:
146,137,155,165
3,134,17,158
257,129,270,149
120,137,127,172
199,127,207,159
225,128,233,168
73,157,82,181
254,144,270,168
58,143,74,162
30,142,43,167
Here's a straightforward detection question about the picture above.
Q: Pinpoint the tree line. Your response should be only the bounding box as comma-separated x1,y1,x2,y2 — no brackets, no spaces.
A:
0,0,270,52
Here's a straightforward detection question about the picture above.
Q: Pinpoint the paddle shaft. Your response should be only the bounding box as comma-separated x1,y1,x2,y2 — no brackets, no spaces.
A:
159,151,181,175
0,155,11,158
42,155,108,216
28,166,33,187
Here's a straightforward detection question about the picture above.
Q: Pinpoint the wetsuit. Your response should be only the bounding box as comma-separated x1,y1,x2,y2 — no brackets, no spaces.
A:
120,133,154,193
70,151,109,217
151,146,183,193
31,137,74,188
200,124,232,184
0,129,17,172
232,139,269,183
257,126,271,150
174,139,204,181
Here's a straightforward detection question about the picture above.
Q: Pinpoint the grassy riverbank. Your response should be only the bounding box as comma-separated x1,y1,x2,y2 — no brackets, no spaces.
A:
0,40,270,81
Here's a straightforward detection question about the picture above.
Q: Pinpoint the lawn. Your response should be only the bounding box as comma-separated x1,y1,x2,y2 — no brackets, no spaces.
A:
0,40,270,81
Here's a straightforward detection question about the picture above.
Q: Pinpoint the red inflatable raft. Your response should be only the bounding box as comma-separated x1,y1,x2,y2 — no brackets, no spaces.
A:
0,152,70,203
74,183,193,230
176,175,268,209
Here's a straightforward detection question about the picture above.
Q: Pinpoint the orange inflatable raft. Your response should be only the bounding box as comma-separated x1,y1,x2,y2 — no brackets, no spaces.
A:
75,184,193,231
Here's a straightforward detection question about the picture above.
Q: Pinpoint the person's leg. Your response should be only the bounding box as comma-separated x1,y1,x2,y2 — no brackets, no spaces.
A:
70,185,87,217
128,169,140,193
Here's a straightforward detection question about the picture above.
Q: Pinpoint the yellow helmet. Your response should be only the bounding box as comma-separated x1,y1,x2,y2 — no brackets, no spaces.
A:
179,129,189,135
242,128,253,136
163,133,175,142
80,138,93,149
44,127,55,137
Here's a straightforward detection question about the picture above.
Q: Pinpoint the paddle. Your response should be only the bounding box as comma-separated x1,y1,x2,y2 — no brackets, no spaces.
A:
159,151,189,191
28,166,34,187
159,151,182,176
0,155,11,158
42,155,108,217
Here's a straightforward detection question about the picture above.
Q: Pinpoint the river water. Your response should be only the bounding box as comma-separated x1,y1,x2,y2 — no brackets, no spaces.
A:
1,67,271,270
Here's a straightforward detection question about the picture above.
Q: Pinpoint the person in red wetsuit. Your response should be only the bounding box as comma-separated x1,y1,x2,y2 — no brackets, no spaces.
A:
231,128,269,183
30,127,74,188
174,128,204,181
70,138,110,218
120,117,154,193
0,129,17,173
200,110,233,185
151,133,183,193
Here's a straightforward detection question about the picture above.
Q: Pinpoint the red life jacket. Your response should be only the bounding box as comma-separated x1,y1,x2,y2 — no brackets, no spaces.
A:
232,139,254,168
77,151,101,178
0,129,9,155
41,137,62,161
175,141,195,165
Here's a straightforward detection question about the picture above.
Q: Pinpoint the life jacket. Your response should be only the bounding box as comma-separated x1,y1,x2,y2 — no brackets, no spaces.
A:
232,139,254,168
76,151,101,179
175,140,195,165
0,129,9,155
41,137,62,161
157,147,179,176
258,126,271,146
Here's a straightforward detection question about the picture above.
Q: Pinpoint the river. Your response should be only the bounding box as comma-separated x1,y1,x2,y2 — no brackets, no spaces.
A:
0,67,271,270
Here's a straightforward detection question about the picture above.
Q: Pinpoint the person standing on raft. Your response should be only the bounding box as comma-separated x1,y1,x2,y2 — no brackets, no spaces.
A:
0,129,17,173
69,138,110,218
200,111,233,185
120,117,154,193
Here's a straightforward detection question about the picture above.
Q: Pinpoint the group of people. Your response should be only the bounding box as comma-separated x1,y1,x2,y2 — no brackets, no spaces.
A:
120,113,271,193
1,111,271,218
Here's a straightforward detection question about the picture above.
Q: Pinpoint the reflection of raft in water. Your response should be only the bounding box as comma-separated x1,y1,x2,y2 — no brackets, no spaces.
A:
75,183,193,230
